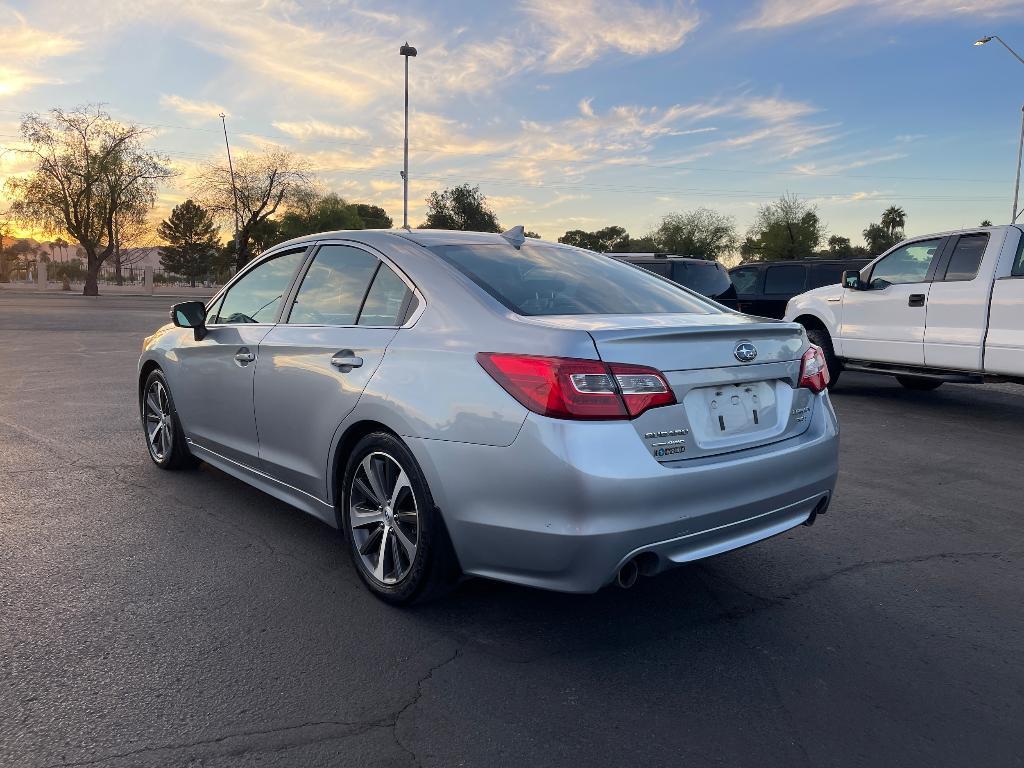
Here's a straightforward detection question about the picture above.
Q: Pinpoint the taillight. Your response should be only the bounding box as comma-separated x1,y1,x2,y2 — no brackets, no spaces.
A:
476,353,675,420
799,344,830,393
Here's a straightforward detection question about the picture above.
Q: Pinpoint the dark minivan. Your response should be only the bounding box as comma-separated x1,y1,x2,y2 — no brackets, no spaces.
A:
725,258,871,319
611,254,736,303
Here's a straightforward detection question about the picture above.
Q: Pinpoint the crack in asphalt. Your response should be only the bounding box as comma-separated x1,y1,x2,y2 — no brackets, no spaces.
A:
38,647,466,768
39,718,393,768
391,647,463,768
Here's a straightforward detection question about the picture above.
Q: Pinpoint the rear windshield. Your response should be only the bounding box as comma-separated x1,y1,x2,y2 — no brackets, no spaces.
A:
430,242,715,316
670,261,732,298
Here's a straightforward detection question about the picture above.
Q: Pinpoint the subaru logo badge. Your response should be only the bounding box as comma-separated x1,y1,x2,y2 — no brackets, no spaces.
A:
734,341,757,363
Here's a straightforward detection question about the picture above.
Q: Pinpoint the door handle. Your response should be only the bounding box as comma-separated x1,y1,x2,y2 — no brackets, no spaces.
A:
908,294,925,307
234,348,256,364
331,351,363,371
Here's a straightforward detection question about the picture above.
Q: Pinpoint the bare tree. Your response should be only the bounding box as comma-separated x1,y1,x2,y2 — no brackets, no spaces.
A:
0,210,12,283
194,148,312,270
5,105,175,295
111,209,154,285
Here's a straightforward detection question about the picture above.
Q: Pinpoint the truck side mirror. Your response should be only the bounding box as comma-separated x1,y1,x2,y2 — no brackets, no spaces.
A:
171,301,208,341
842,270,864,290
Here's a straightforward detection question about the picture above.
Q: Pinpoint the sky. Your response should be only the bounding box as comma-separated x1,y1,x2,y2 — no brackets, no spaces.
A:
1,0,1024,253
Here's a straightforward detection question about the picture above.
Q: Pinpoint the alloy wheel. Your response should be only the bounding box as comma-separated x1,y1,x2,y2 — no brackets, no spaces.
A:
144,379,173,462
349,451,419,585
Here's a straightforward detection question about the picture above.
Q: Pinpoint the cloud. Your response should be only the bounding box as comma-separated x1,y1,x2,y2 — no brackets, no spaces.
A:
272,120,371,142
740,0,1023,30
160,94,229,119
523,0,701,72
0,9,80,95
793,152,907,175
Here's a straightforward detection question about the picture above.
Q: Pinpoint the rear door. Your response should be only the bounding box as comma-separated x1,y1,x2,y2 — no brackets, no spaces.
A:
253,242,419,499
759,263,807,319
984,228,1024,376
172,248,307,465
923,231,993,371
839,237,945,365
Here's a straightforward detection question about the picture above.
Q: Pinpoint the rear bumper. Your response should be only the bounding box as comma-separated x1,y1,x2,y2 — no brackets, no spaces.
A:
407,391,839,593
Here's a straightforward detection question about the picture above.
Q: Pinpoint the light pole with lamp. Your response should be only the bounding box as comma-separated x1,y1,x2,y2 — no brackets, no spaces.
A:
399,42,417,229
975,35,1024,222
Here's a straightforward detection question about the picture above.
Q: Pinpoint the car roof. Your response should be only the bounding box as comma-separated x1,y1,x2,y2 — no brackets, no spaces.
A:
731,258,871,269
612,254,718,264
267,228,586,255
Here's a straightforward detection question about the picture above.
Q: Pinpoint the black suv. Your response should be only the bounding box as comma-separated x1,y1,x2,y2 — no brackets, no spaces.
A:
725,258,871,319
611,254,736,302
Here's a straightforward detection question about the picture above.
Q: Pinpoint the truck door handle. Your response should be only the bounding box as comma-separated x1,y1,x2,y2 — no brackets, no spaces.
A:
908,294,925,307
234,348,256,364
331,351,363,371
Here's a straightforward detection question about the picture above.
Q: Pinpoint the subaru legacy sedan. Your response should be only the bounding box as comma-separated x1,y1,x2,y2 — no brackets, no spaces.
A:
139,227,839,603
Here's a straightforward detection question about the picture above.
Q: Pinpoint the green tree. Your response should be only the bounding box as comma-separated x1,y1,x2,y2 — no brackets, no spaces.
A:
862,223,900,256
420,184,501,232
880,206,906,238
525,230,541,239
980,219,993,227
652,208,738,261
273,192,364,244
740,194,824,262
6,105,174,295
157,200,220,287
558,225,630,252
353,203,392,229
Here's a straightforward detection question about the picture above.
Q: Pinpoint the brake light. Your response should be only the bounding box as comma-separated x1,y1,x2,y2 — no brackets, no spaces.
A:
799,344,830,393
476,353,675,420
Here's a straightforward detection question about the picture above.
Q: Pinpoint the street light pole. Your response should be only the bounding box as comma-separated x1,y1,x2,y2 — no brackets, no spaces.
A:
399,42,417,229
975,35,1024,222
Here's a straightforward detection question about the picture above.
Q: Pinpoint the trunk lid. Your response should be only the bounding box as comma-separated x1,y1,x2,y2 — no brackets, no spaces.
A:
526,312,812,461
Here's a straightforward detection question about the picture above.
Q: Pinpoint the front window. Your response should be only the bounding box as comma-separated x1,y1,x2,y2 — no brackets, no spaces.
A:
869,239,942,287
213,250,306,324
430,242,713,316
730,267,762,295
764,264,807,295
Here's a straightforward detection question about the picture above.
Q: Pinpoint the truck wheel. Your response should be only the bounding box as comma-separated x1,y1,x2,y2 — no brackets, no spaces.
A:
806,329,841,388
896,375,943,391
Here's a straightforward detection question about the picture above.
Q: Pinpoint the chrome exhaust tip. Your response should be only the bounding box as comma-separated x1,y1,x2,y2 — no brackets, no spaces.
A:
616,559,640,589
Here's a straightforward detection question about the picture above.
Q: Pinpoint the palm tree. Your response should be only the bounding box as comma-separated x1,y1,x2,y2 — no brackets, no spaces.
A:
880,206,906,238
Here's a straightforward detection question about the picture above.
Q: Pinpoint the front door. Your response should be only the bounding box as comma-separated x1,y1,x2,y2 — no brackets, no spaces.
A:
839,237,945,365
172,249,307,465
254,243,418,499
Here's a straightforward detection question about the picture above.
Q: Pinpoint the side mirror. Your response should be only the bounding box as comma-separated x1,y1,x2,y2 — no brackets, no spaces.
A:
171,301,208,340
842,270,864,290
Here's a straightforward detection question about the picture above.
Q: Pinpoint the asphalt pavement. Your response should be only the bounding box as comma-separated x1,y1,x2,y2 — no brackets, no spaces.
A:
1,292,1022,768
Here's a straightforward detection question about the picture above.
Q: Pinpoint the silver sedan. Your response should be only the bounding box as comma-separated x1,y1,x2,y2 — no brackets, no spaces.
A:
139,227,839,603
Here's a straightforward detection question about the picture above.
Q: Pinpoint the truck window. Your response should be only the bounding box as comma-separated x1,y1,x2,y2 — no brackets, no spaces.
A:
764,264,806,294
808,264,845,289
637,261,671,277
1014,232,1024,277
869,238,942,287
941,234,988,282
730,267,762,295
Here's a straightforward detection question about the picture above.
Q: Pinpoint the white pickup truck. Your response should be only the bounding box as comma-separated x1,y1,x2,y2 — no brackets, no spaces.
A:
785,225,1024,390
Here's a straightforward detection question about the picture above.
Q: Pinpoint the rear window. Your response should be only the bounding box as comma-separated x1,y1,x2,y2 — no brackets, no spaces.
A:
670,261,732,298
730,267,762,295
430,243,714,316
942,233,988,281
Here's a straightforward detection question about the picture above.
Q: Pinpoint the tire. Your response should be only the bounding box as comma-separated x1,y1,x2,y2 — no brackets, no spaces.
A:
342,432,458,604
141,369,198,470
896,375,944,391
805,328,841,388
